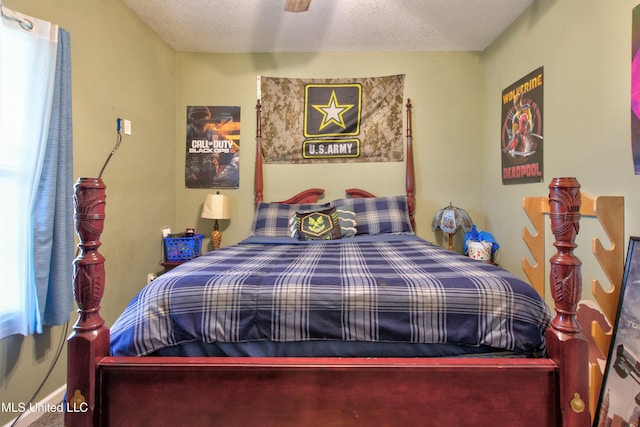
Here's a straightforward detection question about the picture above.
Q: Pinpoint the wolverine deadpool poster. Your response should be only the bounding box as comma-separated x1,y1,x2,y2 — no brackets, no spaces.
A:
501,67,544,185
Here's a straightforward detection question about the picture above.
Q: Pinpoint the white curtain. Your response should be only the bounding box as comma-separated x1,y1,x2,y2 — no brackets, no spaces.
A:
0,5,69,338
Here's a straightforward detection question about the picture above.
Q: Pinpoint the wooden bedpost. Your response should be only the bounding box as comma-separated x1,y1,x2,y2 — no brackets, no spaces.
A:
65,178,110,427
405,99,415,231
255,99,264,206
546,177,591,427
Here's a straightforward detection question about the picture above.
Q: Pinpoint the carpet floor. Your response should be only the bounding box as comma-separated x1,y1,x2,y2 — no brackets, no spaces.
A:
26,411,64,426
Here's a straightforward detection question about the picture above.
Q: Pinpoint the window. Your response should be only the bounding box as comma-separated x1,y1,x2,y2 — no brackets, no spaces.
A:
0,9,73,339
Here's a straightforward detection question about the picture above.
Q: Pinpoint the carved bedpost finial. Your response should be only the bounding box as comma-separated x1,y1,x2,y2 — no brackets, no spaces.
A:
73,177,107,332
66,177,110,427
548,177,582,333
546,177,591,426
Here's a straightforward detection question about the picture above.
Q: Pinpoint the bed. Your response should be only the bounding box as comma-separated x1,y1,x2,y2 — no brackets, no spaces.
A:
65,100,591,426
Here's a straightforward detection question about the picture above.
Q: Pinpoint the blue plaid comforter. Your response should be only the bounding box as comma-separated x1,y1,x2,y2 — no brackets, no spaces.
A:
110,235,552,357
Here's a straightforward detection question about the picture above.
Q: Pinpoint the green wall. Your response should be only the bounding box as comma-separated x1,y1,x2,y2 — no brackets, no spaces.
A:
174,52,485,250
2,0,639,424
482,0,639,297
0,1,176,424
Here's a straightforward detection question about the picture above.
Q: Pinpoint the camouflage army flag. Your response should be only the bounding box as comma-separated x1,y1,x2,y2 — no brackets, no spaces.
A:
259,75,404,163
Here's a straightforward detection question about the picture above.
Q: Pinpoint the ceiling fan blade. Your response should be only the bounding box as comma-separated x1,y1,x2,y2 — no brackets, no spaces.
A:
284,0,310,12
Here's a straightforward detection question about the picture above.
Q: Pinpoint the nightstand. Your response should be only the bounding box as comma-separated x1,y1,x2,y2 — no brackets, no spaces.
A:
161,260,188,273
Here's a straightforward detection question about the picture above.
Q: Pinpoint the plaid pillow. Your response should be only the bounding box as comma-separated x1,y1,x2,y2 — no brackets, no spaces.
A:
335,208,357,238
331,195,413,235
250,202,330,237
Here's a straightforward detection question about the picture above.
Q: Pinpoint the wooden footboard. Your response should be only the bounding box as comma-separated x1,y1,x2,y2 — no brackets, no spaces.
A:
97,357,558,427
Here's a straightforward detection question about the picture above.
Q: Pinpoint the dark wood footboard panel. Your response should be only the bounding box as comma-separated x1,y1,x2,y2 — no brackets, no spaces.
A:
97,357,558,427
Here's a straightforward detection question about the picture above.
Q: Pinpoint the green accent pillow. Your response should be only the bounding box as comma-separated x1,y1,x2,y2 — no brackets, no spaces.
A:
296,207,342,241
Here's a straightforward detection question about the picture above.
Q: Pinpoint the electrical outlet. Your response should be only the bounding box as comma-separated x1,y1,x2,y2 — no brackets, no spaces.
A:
124,119,132,136
147,273,156,284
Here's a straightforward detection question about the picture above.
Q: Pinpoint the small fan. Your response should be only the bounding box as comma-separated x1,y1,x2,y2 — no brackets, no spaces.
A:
284,0,310,12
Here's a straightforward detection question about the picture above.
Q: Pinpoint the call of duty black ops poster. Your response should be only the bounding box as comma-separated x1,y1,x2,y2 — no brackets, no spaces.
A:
501,67,544,185
185,106,240,189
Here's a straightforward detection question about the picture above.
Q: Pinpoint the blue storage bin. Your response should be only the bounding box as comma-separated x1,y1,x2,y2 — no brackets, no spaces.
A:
164,234,203,261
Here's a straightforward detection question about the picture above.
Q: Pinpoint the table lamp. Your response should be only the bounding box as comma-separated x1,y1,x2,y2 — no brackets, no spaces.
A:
201,192,231,250
431,202,473,251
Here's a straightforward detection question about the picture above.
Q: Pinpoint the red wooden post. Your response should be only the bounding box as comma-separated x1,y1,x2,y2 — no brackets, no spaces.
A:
546,177,591,427
65,178,110,427
255,99,264,206
405,99,415,231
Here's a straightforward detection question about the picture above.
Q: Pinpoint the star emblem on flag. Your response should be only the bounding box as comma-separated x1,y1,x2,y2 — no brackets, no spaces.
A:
303,83,362,137
312,90,354,131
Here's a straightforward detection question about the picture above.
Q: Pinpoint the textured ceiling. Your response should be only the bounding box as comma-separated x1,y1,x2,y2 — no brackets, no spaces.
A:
123,0,534,53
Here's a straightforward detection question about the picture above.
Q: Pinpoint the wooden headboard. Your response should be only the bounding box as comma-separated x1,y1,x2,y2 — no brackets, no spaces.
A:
254,99,415,231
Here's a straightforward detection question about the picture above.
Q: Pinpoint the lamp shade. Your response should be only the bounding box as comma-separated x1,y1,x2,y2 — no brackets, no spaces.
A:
431,203,473,235
201,193,231,220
